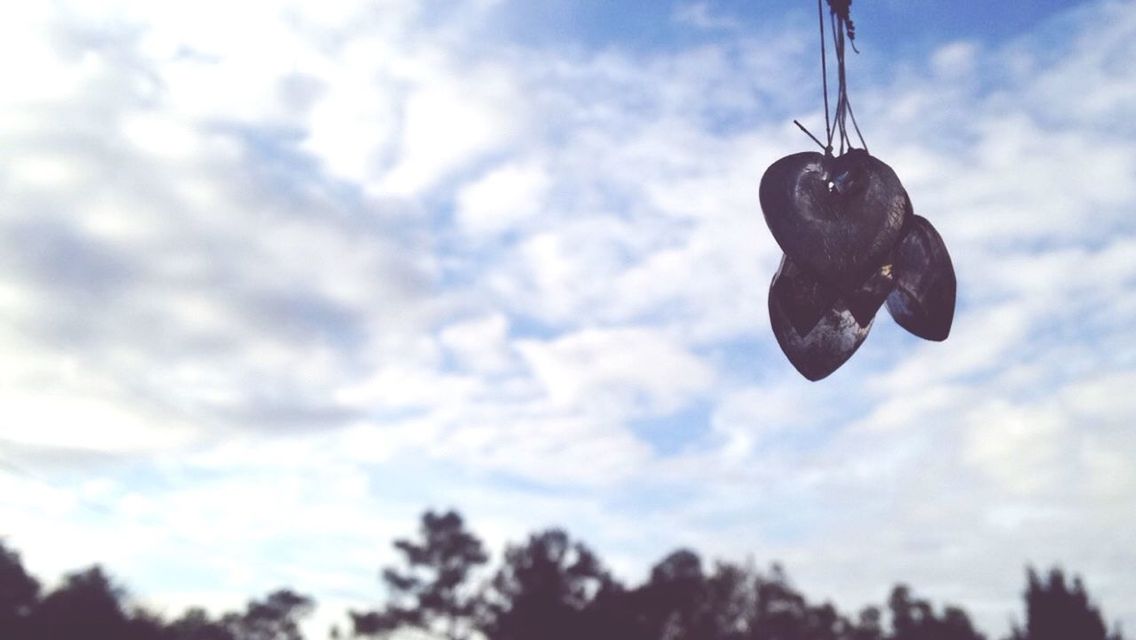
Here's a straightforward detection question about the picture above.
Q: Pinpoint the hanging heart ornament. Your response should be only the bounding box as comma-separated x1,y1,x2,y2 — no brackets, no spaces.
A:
887,215,956,341
759,151,956,379
759,149,908,292
757,0,956,380
769,256,872,381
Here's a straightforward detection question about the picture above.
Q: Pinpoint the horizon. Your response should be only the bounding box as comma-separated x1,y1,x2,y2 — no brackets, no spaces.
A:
0,513,1122,639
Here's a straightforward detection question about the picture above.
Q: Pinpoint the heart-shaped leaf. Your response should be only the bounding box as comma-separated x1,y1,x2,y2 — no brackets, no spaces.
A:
760,149,910,291
886,215,956,341
770,256,872,381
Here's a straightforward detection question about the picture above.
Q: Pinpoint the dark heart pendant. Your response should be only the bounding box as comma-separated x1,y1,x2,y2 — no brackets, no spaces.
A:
759,149,910,291
886,215,956,341
770,256,872,381
844,260,896,327
768,254,839,336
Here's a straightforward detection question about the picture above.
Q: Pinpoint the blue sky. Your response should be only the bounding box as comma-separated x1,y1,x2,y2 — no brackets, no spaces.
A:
495,0,1081,54
1,0,1134,636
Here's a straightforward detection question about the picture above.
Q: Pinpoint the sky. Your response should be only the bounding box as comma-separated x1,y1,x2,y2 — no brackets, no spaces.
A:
1,0,1134,637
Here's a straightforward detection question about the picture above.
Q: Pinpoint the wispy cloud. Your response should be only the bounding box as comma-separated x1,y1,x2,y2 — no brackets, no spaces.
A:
672,2,744,32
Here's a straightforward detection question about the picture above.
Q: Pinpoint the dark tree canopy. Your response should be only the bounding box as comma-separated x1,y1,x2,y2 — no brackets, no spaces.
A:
0,541,41,639
633,549,709,638
20,563,166,640
1009,568,1122,640
484,528,619,640
887,585,985,640
0,515,1128,640
165,607,236,640
29,566,134,639
352,509,488,640
163,590,314,640
228,589,315,640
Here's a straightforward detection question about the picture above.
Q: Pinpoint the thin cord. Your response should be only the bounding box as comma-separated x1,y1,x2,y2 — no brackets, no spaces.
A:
826,0,867,153
817,0,832,151
794,120,827,152
832,14,846,154
846,98,868,152
801,0,866,155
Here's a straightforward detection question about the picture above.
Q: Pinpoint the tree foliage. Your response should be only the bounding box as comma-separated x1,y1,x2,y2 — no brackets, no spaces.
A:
887,585,985,640
484,528,619,640
0,541,40,639
0,518,1127,640
352,509,488,640
1008,567,1123,640
228,590,315,640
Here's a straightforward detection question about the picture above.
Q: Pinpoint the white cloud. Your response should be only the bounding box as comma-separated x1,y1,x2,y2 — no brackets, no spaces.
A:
964,400,1068,495
335,365,480,411
456,162,550,236
517,327,716,418
931,41,979,78
376,69,524,197
439,313,515,373
0,393,196,453
672,2,742,32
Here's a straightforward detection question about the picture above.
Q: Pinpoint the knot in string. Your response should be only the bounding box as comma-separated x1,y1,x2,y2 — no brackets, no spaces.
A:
827,0,857,48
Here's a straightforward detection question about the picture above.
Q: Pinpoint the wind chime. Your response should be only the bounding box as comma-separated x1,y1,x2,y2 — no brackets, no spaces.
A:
759,0,956,381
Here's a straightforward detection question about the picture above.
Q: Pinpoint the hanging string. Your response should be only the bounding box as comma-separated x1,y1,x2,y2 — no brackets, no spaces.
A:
845,96,867,151
794,119,827,151
803,0,866,156
817,0,832,151
831,14,849,153
796,0,867,155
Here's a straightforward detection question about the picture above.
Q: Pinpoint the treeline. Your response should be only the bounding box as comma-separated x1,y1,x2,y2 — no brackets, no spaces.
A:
0,510,1125,640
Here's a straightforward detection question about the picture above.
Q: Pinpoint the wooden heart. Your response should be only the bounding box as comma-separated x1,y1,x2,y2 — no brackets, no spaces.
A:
760,149,910,291
886,215,956,341
770,256,872,381
768,254,838,337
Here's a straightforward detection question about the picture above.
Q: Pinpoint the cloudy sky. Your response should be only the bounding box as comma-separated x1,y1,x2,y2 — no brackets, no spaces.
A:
1,0,1134,636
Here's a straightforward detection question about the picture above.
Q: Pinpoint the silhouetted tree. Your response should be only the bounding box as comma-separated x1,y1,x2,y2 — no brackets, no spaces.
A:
3,514,1133,640
753,563,815,638
483,529,618,640
165,591,314,640
698,561,754,640
888,585,984,640
632,549,710,639
165,607,236,640
748,564,856,640
226,589,314,640
352,509,488,640
29,565,137,639
850,606,885,640
1007,568,1122,640
129,608,173,640
626,557,857,640
0,540,40,639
